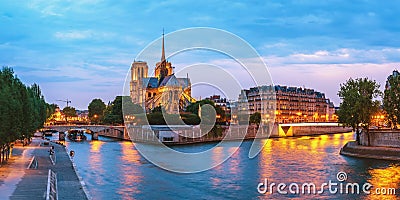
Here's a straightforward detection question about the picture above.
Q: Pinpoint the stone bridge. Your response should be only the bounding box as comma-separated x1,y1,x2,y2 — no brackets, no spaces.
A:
43,125,129,140
273,122,352,137
43,125,124,133
43,125,127,140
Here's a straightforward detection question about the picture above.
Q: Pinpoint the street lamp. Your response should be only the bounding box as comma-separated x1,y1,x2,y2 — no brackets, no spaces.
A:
93,114,98,125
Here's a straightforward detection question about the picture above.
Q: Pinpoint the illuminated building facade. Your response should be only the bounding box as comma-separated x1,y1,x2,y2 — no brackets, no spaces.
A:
238,85,337,123
45,107,89,125
205,95,231,113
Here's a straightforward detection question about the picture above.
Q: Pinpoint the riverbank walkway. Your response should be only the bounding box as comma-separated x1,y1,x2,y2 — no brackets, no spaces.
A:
0,138,88,200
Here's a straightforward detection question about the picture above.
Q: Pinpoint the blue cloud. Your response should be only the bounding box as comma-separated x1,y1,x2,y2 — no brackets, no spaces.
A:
1,0,400,108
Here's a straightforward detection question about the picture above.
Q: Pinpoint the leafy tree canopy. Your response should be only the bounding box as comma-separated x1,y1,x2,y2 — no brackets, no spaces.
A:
383,73,400,128
0,66,48,162
337,77,381,132
63,106,77,118
103,96,123,125
88,98,106,123
250,112,261,125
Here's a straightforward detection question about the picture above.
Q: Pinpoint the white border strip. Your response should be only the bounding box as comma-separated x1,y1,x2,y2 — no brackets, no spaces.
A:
46,169,58,200
27,156,36,169
46,169,51,200
49,153,56,165
67,147,92,200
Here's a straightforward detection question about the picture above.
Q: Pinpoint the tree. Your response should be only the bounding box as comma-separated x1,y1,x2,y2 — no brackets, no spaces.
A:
88,99,106,124
250,112,261,125
46,103,58,120
185,99,226,124
180,113,201,125
186,99,215,115
145,105,184,125
26,84,47,133
122,96,144,115
151,105,165,114
63,106,77,123
0,67,48,163
103,96,123,125
337,78,381,145
383,73,400,128
185,99,228,138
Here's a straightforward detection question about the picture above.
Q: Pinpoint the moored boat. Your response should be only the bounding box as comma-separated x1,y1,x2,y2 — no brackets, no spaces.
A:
33,131,43,137
67,129,87,142
43,130,53,137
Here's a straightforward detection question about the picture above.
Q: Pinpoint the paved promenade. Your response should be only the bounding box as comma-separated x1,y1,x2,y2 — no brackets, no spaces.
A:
0,138,88,200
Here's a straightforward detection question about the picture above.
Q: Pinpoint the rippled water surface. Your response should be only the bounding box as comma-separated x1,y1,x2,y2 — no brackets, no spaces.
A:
60,132,400,199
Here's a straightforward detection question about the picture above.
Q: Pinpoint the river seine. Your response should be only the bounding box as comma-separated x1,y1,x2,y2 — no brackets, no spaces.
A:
59,132,399,199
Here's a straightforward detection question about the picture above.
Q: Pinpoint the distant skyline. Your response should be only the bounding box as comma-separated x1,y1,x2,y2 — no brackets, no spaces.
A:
1,1,400,109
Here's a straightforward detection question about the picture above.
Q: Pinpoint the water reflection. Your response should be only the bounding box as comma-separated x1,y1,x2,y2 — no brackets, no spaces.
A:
88,140,105,186
259,139,273,179
91,140,103,153
367,164,400,200
211,147,223,173
255,132,398,199
117,142,143,199
226,147,241,191
66,133,399,200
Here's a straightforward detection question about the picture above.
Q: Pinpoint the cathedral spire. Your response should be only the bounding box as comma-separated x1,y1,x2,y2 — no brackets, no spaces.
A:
157,29,168,84
161,29,165,62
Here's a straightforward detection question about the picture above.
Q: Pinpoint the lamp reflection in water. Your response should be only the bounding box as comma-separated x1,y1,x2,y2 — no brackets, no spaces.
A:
210,145,241,189
258,139,273,179
88,140,105,186
211,146,224,187
366,164,400,200
226,146,242,191
257,133,356,198
91,140,103,153
117,142,143,200
211,147,224,173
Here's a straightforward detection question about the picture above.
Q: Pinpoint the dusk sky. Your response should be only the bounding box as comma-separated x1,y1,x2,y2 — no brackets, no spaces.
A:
1,1,400,109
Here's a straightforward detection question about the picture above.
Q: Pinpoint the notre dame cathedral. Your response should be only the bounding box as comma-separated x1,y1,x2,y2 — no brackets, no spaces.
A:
130,33,195,113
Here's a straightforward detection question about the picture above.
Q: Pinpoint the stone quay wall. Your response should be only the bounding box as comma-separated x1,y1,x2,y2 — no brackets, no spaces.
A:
99,123,353,144
360,129,400,148
271,123,352,137
97,126,130,140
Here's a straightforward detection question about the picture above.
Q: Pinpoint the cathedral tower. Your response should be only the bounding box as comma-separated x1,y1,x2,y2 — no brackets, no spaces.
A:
130,61,148,104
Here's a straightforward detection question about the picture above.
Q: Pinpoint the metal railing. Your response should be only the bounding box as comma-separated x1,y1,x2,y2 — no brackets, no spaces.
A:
46,169,58,200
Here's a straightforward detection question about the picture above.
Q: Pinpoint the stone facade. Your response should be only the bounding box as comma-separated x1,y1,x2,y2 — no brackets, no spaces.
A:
238,85,336,123
130,33,194,113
